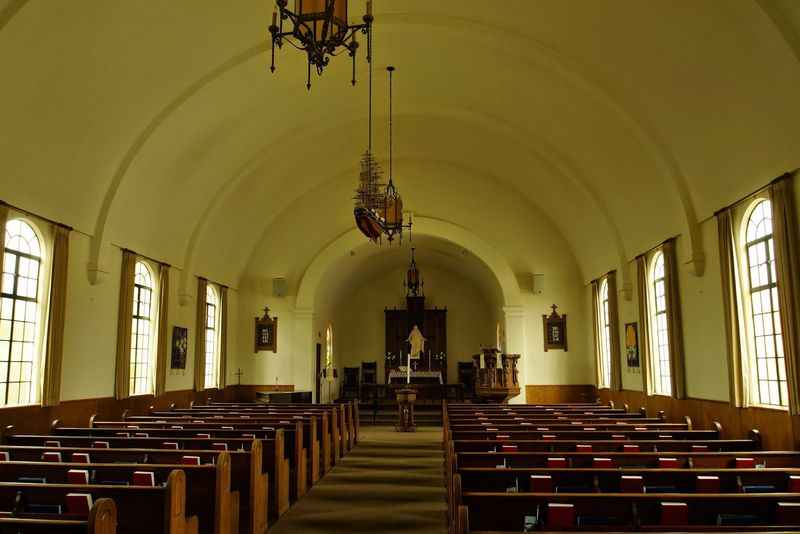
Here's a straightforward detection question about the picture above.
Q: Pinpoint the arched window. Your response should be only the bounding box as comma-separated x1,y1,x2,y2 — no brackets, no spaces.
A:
598,279,612,388
325,324,333,371
130,261,154,395
744,199,787,407
204,285,219,389
1,220,43,406
650,251,672,395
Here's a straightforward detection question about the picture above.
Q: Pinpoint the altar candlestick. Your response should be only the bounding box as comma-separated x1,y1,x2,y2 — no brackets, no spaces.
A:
407,351,411,384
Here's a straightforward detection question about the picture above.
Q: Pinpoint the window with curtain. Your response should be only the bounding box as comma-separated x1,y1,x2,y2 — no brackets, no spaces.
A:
130,261,155,395
204,285,220,389
742,199,787,407
649,251,672,395
598,278,612,388
0,220,45,406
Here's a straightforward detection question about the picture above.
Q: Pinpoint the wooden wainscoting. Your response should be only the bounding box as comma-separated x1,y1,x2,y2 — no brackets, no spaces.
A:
597,389,797,451
525,385,598,404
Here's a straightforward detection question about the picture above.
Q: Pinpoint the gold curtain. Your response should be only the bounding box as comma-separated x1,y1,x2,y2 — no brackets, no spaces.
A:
590,279,603,387
662,239,686,399
193,277,208,391
218,286,229,389
154,264,170,397
114,250,137,400
41,225,70,406
607,271,622,392
0,203,7,277
636,255,652,395
770,173,800,415
717,208,745,407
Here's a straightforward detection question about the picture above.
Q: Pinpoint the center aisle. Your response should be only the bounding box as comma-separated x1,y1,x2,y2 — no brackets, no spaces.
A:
270,425,447,534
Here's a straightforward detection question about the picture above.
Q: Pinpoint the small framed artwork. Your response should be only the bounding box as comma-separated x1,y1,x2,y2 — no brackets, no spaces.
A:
254,307,278,353
542,304,568,352
171,327,188,369
625,322,640,368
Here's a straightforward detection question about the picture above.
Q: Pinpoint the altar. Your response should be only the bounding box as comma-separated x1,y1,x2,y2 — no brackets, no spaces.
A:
387,369,443,385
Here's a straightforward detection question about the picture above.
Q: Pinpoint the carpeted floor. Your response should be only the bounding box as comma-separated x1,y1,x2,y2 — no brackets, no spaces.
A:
270,426,447,534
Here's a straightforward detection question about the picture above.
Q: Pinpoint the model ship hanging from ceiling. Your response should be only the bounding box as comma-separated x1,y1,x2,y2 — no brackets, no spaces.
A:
354,66,412,244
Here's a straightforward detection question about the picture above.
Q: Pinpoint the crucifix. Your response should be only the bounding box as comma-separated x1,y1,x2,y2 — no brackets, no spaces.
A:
235,368,243,386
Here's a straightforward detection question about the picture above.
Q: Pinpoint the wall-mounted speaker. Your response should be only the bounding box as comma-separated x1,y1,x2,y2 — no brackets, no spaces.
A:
272,278,288,297
516,273,544,295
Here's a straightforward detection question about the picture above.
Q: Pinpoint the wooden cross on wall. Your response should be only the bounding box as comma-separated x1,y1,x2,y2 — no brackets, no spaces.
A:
235,368,243,386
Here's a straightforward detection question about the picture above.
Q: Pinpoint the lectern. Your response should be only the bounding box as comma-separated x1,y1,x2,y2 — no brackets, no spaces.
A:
395,387,417,432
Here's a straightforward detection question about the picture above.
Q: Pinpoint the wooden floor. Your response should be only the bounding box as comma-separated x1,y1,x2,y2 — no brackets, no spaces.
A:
270,426,447,534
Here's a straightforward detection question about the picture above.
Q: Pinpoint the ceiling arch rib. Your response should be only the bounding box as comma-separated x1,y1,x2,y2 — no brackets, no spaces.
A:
295,215,520,310
87,7,705,288
178,107,630,297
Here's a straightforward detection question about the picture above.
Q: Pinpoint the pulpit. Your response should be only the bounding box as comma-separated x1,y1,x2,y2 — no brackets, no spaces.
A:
395,388,417,432
473,348,521,403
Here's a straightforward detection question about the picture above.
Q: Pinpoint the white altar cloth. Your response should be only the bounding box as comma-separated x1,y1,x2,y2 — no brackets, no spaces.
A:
388,370,443,384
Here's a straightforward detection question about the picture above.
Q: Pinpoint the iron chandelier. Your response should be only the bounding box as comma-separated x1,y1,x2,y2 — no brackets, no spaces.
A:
269,0,374,89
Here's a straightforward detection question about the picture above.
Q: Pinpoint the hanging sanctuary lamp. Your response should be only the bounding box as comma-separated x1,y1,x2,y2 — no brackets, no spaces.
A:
353,65,412,245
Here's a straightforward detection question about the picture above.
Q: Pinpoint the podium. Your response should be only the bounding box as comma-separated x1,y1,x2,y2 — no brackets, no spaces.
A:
395,388,417,432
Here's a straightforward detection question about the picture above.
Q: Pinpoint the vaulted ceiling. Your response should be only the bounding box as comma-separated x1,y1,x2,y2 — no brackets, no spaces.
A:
1,0,798,291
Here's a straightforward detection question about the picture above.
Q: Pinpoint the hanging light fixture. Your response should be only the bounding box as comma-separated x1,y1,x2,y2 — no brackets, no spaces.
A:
269,0,373,89
353,65,412,245
403,247,424,297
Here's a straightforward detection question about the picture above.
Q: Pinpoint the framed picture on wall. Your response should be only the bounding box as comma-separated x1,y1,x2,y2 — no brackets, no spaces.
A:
254,307,278,353
171,326,188,369
625,322,640,368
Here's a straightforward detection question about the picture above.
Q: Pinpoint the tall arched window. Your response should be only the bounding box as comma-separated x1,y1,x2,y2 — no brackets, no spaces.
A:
325,324,333,371
1,220,43,406
744,199,787,407
204,285,219,389
650,251,672,395
130,261,154,395
598,279,612,388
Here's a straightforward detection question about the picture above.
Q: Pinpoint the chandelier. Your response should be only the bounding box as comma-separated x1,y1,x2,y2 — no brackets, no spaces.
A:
269,0,373,89
354,65,412,244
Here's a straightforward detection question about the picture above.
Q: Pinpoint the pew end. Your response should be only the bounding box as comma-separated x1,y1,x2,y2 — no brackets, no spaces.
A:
88,497,118,534
749,428,763,449
639,406,647,417
50,419,61,432
1,426,14,444
657,410,665,420
457,504,469,534
120,410,129,421
712,420,723,438
684,415,693,430
250,438,269,534
89,414,97,427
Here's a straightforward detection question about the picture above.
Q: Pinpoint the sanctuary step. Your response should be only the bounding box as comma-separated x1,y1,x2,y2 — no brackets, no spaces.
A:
358,405,443,427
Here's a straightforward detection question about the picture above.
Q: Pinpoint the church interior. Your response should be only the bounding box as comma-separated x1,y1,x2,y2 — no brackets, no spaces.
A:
1,1,800,532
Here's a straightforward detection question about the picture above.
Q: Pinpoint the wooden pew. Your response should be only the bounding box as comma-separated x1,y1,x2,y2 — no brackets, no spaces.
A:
453,449,799,470
458,466,800,494
0,496,116,534
0,470,198,534
450,435,760,454
449,427,719,442
0,455,239,534
0,444,268,533
458,489,800,531
3,430,287,524
161,404,347,462
175,401,354,455
112,414,324,486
